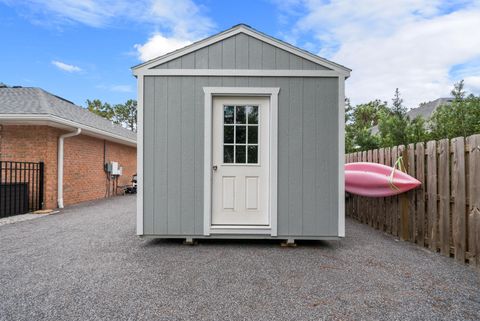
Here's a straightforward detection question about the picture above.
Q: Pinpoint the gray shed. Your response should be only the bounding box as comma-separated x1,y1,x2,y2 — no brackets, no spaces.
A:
133,24,351,242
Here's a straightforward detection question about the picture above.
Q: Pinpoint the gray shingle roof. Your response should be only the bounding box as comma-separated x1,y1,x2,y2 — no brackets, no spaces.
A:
408,97,453,119
0,87,136,142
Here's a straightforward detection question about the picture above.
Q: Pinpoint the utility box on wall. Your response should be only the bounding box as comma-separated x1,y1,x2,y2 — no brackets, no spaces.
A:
133,24,351,241
105,161,123,176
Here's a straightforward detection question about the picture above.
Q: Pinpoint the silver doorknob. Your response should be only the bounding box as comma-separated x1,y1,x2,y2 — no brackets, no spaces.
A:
212,165,218,171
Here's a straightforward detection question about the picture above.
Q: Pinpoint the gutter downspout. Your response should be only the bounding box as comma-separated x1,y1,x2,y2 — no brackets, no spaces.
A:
57,128,81,208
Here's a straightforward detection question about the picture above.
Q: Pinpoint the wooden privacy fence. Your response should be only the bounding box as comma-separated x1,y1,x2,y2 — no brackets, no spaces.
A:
345,134,480,269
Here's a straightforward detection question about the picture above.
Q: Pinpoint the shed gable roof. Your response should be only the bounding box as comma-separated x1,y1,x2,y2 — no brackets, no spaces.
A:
132,24,351,76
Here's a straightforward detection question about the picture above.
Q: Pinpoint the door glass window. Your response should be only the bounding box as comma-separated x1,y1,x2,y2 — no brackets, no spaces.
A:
223,105,259,164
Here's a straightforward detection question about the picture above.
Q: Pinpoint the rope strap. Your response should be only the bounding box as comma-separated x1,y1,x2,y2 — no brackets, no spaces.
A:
388,156,406,191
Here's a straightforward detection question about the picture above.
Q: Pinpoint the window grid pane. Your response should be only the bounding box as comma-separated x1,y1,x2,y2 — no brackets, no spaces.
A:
223,104,259,164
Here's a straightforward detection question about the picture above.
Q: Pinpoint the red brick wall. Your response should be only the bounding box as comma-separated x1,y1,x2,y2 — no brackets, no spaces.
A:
62,135,136,206
0,125,60,208
0,125,136,209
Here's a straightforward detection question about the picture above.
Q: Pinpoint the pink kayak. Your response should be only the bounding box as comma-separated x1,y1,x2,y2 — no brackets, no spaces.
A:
345,162,421,197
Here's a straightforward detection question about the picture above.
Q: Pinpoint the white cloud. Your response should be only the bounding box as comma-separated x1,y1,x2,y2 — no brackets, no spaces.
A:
2,0,131,27
134,34,191,62
276,0,480,107
464,76,480,93
4,0,215,63
51,60,81,72
134,0,214,62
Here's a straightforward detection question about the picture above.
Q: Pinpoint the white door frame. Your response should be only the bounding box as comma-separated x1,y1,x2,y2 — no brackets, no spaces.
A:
203,87,279,236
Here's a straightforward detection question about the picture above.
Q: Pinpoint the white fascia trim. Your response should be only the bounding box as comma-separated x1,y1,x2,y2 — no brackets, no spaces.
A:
132,25,351,76
338,77,346,237
203,87,279,237
0,114,136,146
135,69,344,77
136,76,144,235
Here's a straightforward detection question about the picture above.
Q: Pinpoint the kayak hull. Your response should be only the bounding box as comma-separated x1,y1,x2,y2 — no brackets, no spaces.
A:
345,162,421,197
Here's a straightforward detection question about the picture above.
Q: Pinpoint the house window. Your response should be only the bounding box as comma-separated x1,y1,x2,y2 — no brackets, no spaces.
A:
223,105,258,164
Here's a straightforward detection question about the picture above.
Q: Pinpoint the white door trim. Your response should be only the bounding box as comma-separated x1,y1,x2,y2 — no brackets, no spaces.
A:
203,87,279,236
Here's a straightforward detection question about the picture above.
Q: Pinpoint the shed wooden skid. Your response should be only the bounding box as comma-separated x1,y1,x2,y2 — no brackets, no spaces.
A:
133,24,350,241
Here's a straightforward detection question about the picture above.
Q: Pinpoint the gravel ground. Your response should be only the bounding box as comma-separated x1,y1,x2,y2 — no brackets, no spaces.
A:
0,212,51,227
0,195,479,321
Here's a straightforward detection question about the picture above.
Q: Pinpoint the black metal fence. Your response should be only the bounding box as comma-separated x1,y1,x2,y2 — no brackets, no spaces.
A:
0,161,44,218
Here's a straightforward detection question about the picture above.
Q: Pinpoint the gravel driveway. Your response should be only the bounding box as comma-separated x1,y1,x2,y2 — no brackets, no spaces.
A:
0,195,479,321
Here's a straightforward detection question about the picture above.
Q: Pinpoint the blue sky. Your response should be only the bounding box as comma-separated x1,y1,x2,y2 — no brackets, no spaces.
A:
1,0,479,108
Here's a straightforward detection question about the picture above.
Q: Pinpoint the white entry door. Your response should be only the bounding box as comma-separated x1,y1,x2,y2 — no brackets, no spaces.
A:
212,96,270,226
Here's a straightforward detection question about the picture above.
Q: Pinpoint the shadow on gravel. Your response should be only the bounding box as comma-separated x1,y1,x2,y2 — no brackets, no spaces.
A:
142,238,336,249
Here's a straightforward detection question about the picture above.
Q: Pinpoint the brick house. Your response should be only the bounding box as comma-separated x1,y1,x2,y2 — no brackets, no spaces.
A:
0,86,136,210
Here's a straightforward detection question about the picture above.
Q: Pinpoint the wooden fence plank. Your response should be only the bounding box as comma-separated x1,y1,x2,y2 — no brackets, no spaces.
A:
361,151,367,224
438,139,450,256
451,137,466,263
378,148,385,231
407,143,416,242
354,152,360,220
367,150,373,227
426,140,438,251
391,146,399,237
467,134,480,267
416,143,426,247
399,145,409,241
385,147,392,234
372,149,379,229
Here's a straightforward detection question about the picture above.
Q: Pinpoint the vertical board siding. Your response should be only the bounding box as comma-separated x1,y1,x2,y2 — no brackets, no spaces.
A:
235,33,249,69
345,134,480,269
276,77,290,236
288,78,303,235
143,77,155,234
181,77,196,234
143,76,340,237
152,33,330,70
194,77,208,234
301,78,316,235
167,77,182,234
154,77,168,234
222,36,236,69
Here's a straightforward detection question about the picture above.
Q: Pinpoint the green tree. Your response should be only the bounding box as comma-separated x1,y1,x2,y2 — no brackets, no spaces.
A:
86,99,114,120
378,88,412,147
406,116,428,143
113,99,137,132
345,99,388,152
429,80,480,139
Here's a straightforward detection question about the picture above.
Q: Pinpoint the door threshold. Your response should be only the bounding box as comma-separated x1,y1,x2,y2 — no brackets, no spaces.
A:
209,225,272,235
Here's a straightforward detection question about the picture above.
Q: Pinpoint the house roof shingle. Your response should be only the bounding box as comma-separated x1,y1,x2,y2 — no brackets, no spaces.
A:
0,87,136,142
